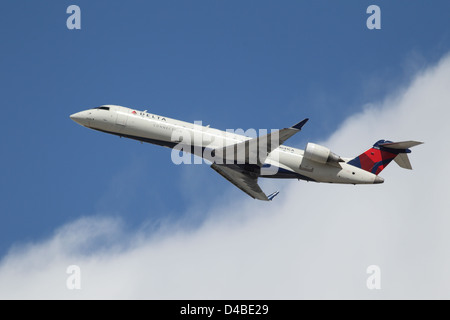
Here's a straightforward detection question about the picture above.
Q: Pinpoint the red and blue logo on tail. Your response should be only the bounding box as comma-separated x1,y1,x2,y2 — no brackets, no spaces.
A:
347,140,410,175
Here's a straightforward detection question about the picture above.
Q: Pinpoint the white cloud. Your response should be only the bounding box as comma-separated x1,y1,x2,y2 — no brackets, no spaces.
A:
1,53,450,299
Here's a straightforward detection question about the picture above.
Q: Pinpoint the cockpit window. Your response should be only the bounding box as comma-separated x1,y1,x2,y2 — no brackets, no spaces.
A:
95,107,110,111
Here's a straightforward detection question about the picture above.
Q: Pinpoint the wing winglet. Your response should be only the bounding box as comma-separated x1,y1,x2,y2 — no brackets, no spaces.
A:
267,191,280,201
292,118,309,130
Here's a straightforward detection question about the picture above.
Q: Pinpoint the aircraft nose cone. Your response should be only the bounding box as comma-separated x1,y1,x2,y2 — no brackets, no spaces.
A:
70,112,81,120
374,176,384,184
70,111,89,126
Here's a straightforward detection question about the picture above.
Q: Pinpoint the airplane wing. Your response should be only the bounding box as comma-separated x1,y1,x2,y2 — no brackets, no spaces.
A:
214,118,309,166
210,118,308,200
211,163,270,201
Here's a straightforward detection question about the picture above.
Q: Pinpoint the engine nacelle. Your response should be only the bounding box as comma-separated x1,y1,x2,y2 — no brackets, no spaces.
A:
304,143,343,164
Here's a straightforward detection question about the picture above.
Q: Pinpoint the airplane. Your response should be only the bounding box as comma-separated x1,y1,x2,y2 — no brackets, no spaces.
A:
70,105,423,201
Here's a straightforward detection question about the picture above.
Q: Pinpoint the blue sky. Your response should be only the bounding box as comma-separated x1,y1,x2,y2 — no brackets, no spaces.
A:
1,0,450,259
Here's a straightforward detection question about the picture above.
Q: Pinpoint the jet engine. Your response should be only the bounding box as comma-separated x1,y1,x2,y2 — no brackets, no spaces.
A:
304,143,343,164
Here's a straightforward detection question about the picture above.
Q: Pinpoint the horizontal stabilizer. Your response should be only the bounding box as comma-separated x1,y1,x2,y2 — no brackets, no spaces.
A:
379,141,423,149
394,153,413,170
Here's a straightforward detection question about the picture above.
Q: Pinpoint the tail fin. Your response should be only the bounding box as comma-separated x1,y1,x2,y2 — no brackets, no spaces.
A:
347,140,423,175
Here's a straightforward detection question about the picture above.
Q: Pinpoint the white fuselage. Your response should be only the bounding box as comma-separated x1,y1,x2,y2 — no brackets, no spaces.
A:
70,105,381,185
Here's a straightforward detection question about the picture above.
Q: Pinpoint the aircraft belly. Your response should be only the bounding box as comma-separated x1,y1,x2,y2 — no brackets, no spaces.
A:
260,169,307,179
296,161,376,184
